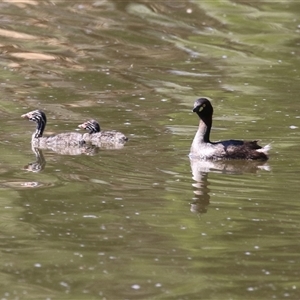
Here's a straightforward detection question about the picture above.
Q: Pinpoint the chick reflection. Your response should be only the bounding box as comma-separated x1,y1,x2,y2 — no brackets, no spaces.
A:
24,147,46,173
24,143,99,172
37,143,99,156
190,158,270,215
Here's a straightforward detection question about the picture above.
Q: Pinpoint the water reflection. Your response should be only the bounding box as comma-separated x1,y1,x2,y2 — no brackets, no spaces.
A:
24,145,99,173
190,158,271,215
37,143,99,156
24,147,46,173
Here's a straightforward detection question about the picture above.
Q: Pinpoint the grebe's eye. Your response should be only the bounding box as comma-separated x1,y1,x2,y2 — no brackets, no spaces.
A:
198,103,206,112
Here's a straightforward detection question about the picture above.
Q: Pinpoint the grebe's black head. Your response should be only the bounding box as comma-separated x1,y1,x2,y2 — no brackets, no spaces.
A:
78,119,100,134
192,98,213,118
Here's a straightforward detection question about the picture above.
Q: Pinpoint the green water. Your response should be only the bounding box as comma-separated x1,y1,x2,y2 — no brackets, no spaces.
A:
0,1,299,299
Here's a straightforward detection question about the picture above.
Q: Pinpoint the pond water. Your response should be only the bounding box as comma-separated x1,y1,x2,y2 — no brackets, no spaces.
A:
0,1,300,299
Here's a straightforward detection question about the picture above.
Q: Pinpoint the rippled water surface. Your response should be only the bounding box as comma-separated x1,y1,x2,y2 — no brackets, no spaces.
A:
0,1,300,299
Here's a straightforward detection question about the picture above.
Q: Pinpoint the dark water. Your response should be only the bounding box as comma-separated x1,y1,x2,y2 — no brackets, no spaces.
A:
0,1,300,299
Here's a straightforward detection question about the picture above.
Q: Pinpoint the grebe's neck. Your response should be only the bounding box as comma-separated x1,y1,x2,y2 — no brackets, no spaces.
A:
34,117,46,138
197,115,212,143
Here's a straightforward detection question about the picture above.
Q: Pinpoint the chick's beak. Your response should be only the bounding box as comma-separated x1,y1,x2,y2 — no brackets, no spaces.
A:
21,113,29,119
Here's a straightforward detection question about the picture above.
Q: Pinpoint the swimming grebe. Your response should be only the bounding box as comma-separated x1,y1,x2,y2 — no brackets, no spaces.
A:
22,110,84,147
190,98,270,160
78,119,128,146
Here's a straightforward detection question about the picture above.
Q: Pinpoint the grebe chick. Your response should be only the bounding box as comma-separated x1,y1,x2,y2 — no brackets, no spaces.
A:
78,119,128,146
22,110,84,147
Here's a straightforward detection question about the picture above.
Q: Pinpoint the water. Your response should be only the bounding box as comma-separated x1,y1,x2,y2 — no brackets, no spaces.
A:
0,1,299,299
